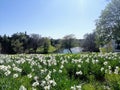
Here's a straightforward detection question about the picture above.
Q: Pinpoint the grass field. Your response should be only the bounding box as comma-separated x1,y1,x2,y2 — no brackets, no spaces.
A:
0,53,120,90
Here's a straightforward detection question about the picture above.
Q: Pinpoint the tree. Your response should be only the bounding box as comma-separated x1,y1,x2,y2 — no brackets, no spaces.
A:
0,36,2,53
50,39,62,53
0,43,2,53
20,32,29,53
1,35,12,53
54,39,62,53
43,37,52,54
11,32,29,53
29,34,42,53
82,32,99,52
95,0,120,46
11,39,23,53
62,34,78,53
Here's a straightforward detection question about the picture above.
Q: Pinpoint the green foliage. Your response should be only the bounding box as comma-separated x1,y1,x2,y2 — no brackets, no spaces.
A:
82,84,95,90
48,45,56,53
105,74,120,90
99,47,107,53
99,41,114,53
36,47,44,53
43,38,51,54
11,39,23,53
21,62,32,76
36,45,56,53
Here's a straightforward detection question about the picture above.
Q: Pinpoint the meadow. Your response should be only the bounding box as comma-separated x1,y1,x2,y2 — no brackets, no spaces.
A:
0,53,120,90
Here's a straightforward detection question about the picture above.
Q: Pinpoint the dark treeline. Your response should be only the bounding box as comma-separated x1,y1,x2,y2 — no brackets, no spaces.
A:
0,32,61,54
0,32,99,54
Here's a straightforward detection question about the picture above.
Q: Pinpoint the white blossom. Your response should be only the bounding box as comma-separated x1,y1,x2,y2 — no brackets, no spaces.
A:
13,73,18,78
44,85,50,90
4,70,11,76
27,73,32,78
103,61,108,65
19,85,27,90
101,67,104,72
76,71,83,75
58,70,62,73
32,81,39,87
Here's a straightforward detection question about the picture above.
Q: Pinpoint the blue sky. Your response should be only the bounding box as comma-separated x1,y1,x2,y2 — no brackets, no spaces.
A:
0,0,108,39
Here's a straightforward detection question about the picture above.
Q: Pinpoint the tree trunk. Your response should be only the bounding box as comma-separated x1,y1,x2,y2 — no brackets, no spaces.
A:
69,48,72,53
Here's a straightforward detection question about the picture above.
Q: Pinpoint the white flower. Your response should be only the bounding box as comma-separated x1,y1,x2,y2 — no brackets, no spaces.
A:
32,69,34,72
32,87,36,90
58,70,62,73
100,67,104,72
13,66,22,72
78,65,81,68
92,59,95,64
95,59,99,63
45,74,51,80
86,59,89,63
76,71,82,75
7,65,11,69
41,80,46,86
105,70,108,73
116,66,119,69
60,65,64,69
41,69,45,74
104,85,111,90
19,85,27,90
13,73,18,78
49,80,54,84
114,66,119,74
71,85,76,90
0,60,4,64
114,69,119,74
76,85,81,90
109,70,112,74
0,65,8,71
49,80,56,86
108,66,111,69
44,85,50,90
53,69,56,72
4,70,11,76
12,63,16,67
27,73,32,78
38,65,42,68
32,81,39,87
103,61,108,65
34,76,39,81
52,81,57,86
